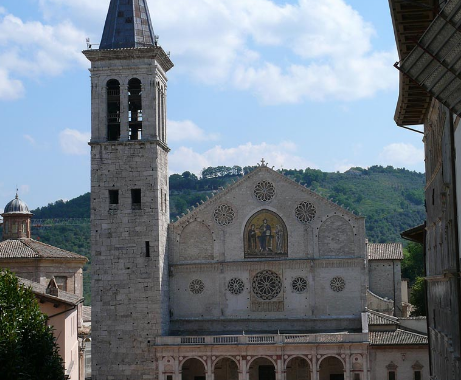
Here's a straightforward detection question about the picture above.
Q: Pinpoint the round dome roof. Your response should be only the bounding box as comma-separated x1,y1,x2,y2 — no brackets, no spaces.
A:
3,194,31,214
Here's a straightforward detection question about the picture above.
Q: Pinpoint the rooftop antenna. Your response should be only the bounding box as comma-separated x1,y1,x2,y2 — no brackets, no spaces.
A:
86,38,99,49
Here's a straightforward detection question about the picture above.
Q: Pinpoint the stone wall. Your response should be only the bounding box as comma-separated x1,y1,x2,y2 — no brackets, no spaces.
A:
368,260,402,316
369,346,429,380
168,167,367,332
90,141,169,379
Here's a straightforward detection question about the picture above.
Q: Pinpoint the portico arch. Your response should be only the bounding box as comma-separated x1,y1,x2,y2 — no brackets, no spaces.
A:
181,357,207,380
213,357,239,380
248,357,276,380
285,356,312,380
318,356,345,380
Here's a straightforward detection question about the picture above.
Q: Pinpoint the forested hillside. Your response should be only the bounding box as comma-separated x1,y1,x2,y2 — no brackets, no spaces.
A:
1,165,424,305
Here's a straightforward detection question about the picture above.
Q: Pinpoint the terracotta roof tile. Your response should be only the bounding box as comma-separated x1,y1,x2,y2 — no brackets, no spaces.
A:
0,238,87,261
367,243,403,260
368,311,399,326
19,277,83,306
82,306,91,322
369,329,428,345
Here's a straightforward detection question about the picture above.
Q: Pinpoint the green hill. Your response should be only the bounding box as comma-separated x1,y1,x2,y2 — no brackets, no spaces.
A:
3,165,424,305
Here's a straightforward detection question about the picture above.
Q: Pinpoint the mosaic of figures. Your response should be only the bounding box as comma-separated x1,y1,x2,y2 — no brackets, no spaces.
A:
244,210,288,258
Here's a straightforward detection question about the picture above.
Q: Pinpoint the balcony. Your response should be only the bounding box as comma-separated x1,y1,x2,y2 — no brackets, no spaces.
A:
154,332,368,346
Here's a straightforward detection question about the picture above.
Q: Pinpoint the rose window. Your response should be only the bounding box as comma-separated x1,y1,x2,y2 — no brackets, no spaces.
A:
227,278,245,295
252,270,282,300
213,204,235,226
295,201,316,223
291,277,308,293
330,277,345,292
254,181,275,202
189,279,205,294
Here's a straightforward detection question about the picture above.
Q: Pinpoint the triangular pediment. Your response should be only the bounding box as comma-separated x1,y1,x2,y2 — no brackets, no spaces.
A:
171,165,362,228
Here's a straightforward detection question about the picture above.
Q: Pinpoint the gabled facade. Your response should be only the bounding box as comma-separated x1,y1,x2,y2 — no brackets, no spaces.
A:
168,166,367,334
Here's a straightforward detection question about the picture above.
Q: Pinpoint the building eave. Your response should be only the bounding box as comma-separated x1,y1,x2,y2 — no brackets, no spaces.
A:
389,0,437,126
83,46,174,73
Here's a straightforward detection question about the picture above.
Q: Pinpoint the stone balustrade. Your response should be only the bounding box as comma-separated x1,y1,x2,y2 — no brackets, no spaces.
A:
155,332,368,346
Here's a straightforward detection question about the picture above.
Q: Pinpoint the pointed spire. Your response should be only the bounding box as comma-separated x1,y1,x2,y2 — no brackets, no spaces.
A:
100,0,156,50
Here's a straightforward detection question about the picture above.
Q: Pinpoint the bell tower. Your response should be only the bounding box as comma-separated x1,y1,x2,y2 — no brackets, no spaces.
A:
83,0,173,378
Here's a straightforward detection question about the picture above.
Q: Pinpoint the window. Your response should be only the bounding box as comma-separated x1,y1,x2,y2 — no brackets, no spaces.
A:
131,189,141,210
388,371,396,380
109,190,119,205
55,276,67,291
107,79,120,141
414,371,421,380
353,374,361,380
21,222,26,233
145,241,150,258
4,222,8,233
11,223,17,233
128,78,142,140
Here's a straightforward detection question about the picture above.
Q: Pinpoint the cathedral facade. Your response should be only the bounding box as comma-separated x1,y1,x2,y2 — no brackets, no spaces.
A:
85,2,429,380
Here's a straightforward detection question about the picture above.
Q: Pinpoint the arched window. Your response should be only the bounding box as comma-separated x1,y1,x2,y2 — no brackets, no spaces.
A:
161,86,166,142
106,79,120,141
157,83,162,140
128,78,142,140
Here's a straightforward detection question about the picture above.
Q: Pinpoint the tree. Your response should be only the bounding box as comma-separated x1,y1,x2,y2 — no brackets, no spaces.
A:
0,270,65,380
410,276,427,316
402,242,424,284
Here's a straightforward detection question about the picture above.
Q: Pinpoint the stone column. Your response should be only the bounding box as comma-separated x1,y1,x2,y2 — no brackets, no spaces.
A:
276,357,283,380
362,353,368,380
158,356,165,380
345,354,351,380
312,355,318,380
240,357,248,380
120,84,129,141
207,356,213,380
174,357,180,380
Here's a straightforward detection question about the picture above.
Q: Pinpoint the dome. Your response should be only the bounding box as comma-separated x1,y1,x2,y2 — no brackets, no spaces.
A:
3,194,31,214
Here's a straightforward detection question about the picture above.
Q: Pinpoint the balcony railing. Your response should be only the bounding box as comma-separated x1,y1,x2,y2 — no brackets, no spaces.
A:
155,333,368,346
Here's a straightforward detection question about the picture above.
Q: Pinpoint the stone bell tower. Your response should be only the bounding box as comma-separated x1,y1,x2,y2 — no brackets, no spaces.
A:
83,0,173,378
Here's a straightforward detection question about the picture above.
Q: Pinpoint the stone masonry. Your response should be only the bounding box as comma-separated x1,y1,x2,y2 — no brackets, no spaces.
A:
84,46,173,379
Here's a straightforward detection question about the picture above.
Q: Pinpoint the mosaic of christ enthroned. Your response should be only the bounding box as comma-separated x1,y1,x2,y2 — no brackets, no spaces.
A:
244,209,288,258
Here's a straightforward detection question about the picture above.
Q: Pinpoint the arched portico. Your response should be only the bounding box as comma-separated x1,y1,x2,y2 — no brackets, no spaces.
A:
318,356,345,380
214,357,239,380
181,358,207,380
248,357,277,380
285,356,312,380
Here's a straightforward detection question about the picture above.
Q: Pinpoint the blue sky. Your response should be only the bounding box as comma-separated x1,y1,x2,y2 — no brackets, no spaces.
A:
0,0,424,212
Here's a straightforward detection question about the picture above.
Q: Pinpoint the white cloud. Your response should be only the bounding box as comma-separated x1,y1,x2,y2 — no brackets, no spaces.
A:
23,134,36,146
32,0,396,104
333,160,361,173
380,143,424,167
169,141,315,175
59,129,90,155
0,11,88,101
0,68,24,100
168,119,219,142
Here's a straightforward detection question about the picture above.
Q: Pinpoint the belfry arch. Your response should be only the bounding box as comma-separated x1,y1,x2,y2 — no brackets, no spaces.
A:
106,79,120,141
128,78,143,140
